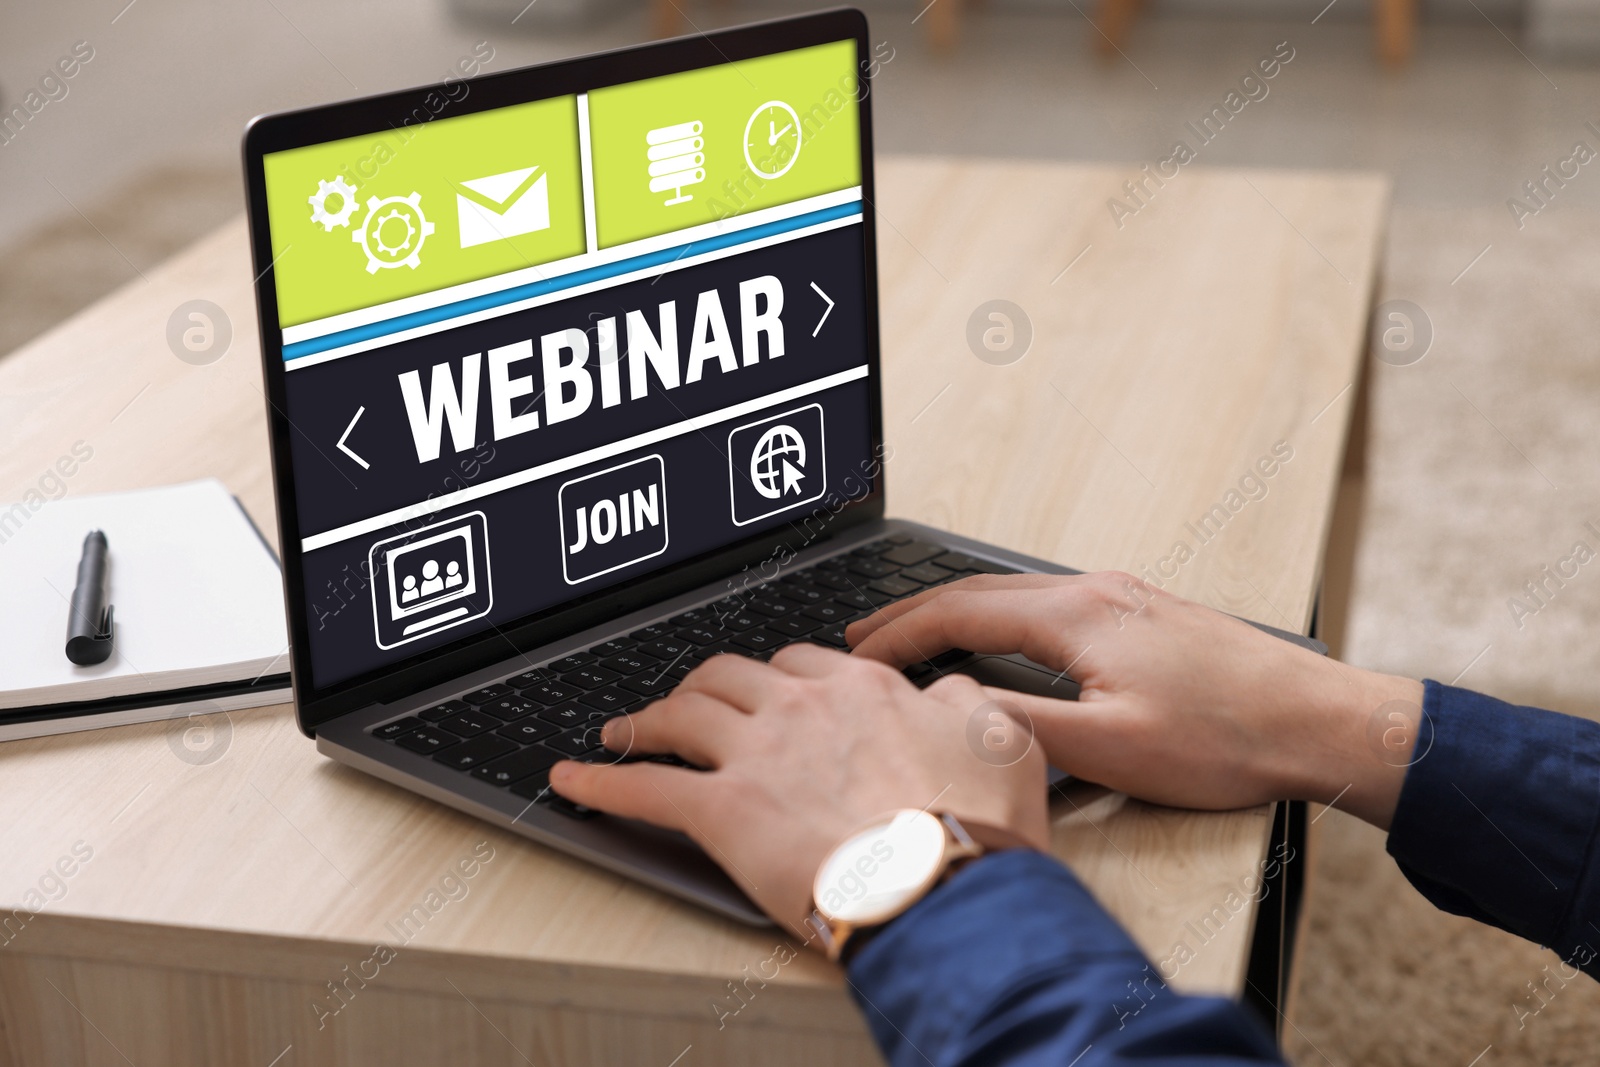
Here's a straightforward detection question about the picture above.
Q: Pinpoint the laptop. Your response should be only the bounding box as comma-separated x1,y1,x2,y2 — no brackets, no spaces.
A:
243,8,1318,925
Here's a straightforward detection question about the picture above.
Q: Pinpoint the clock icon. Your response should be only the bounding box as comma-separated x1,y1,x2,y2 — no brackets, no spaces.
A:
743,100,802,180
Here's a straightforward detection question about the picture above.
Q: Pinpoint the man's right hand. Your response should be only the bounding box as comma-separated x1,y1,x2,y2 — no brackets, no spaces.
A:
847,572,1425,829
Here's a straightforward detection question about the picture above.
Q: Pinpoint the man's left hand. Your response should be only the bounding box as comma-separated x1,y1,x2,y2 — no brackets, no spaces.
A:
550,643,1050,938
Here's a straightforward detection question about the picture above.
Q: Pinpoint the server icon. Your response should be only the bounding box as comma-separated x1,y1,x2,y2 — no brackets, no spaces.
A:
646,120,705,206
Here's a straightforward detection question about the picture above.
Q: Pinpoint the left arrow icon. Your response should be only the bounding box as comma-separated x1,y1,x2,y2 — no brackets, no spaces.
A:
337,406,370,469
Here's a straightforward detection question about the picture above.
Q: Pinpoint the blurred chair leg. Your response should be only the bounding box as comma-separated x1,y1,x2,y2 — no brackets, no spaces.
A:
1094,0,1143,57
926,0,962,55
1375,0,1416,66
653,0,683,39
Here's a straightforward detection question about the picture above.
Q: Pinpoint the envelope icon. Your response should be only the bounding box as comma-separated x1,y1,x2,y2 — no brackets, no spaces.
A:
455,166,549,249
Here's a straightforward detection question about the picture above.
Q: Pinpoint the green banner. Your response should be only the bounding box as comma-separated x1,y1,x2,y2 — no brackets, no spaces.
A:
264,97,586,328
587,39,861,249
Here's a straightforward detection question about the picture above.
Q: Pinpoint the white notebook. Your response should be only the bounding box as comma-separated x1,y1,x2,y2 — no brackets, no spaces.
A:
0,479,290,717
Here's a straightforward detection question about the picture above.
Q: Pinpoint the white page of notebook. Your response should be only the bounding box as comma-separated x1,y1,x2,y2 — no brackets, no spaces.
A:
0,479,289,709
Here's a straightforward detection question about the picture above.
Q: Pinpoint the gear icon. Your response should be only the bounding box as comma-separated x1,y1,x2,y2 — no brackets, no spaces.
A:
308,176,358,231
352,192,434,273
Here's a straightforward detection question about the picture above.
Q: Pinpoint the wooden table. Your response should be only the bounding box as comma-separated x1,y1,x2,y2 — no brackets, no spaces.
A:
0,156,1387,1066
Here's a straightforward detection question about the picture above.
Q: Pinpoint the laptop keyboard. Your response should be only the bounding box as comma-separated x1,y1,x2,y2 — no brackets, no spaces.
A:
370,534,1018,819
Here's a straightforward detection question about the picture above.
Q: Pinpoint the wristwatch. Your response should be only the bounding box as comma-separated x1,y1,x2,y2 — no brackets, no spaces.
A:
808,809,1033,963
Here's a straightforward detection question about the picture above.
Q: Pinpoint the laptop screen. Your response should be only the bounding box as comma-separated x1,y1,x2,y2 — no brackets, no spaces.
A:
257,35,878,691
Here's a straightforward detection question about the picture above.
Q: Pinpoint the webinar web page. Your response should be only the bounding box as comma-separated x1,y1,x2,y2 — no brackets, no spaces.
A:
261,41,876,688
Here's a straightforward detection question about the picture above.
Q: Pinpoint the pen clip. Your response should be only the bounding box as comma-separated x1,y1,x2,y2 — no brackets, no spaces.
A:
95,604,114,641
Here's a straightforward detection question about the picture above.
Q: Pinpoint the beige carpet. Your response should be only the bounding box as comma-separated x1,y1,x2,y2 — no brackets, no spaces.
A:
5,170,1597,1065
1284,202,1600,1066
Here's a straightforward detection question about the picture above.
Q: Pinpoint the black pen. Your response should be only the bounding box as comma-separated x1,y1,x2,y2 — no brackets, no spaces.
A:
65,529,115,666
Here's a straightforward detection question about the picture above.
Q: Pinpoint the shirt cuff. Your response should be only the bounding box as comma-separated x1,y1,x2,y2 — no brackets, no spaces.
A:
1387,679,1600,959
846,848,1223,1065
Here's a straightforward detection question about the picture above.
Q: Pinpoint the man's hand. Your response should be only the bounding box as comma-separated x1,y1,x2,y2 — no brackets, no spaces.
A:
549,643,1050,937
848,573,1425,829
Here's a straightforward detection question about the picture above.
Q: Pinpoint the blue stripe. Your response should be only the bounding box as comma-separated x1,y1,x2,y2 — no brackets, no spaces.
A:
283,201,863,362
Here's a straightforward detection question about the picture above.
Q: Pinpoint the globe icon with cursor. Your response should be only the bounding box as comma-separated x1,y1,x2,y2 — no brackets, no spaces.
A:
750,424,807,500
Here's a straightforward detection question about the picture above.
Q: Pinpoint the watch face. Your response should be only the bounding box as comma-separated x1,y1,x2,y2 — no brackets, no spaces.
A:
813,809,947,925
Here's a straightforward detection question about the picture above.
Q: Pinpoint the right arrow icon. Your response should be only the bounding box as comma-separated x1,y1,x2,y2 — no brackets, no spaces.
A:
809,281,834,338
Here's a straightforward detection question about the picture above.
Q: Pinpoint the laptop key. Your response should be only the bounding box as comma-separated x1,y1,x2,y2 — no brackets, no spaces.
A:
801,602,851,624
374,717,421,740
835,589,891,612
600,652,655,675
670,608,711,626
901,562,955,584
577,686,639,713
509,772,554,802
677,626,721,646
811,623,849,648
808,571,856,592
550,653,595,672
471,745,561,786
772,582,827,605
731,629,785,653
929,647,976,669
565,666,622,690
870,575,924,599
746,597,794,618
537,703,593,729
545,729,604,758
589,639,636,657
880,542,946,567
620,672,676,698
463,684,513,706
629,624,674,641
496,718,561,744
507,669,555,689
768,615,821,638
417,700,470,723
434,734,517,770
522,680,581,705
638,638,689,660
848,559,900,580
930,551,1017,575
437,710,502,738
720,613,762,632
395,727,459,754
480,698,540,721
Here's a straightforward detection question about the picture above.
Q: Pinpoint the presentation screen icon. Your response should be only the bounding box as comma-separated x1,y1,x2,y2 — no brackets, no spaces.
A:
728,404,827,526
369,512,492,649
456,166,550,248
646,120,705,206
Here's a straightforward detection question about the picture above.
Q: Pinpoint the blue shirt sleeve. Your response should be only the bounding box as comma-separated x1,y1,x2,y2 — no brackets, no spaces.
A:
846,848,1284,1067
1386,680,1600,976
